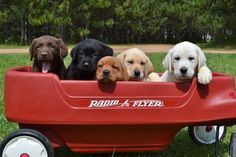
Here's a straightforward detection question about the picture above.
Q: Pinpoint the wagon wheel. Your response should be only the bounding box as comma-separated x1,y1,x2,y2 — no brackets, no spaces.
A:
0,129,54,157
188,125,227,145
229,133,236,157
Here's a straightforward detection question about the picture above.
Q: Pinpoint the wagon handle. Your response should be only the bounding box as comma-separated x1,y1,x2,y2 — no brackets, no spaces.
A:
215,125,220,157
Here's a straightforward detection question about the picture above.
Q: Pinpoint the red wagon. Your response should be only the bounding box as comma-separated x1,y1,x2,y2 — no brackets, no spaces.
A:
1,66,236,157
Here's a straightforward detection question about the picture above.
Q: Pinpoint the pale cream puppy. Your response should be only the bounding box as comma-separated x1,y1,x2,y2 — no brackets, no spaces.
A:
116,48,160,81
161,41,212,84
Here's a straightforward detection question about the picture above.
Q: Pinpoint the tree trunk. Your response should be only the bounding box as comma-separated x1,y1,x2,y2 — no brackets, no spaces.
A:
20,17,28,45
2,22,8,44
59,25,68,42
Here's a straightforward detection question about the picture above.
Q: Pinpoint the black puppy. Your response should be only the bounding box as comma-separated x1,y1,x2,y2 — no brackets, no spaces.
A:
66,38,113,80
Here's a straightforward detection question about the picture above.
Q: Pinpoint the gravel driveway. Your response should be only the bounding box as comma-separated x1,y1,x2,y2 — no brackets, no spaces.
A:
0,44,236,54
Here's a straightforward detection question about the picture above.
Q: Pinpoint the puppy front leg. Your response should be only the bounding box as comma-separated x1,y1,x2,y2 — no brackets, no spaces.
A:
197,65,212,85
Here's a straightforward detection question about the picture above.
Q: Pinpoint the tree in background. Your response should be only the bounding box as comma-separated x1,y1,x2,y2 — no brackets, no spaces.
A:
0,0,30,44
69,0,114,42
29,0,71,41
0,0,235,44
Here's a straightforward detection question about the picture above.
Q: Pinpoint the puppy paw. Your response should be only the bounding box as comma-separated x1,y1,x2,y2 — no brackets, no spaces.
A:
146,72,160,82
197,66,212,85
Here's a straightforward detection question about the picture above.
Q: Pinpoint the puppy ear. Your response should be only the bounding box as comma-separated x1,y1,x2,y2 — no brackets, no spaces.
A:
119,60,129,81
163,49,173,72
145,56,154,76
29,39,38,61
122,69,129,81
70,47,76,63
103,45,113,56
196,46,206,70
116,52,126,64
98,41,113,56
57,38,68,58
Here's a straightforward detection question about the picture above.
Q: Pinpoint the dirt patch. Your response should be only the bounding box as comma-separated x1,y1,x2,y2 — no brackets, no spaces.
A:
110,44,174,53
0,48,30,54
0,44,236,54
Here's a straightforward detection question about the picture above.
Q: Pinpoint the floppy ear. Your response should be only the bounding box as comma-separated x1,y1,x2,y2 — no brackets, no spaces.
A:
29,39,37,61
122,68,129,81
116,52,126,64
97,41,113,56
163,49,173,72
145,56,154,76
103,45,113,56
57,38,68,58
70,47,77,63
119,60,129,81
196,46,206,70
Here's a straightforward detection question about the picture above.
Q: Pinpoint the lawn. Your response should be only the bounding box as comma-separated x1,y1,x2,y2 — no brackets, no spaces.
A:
0,53,236,157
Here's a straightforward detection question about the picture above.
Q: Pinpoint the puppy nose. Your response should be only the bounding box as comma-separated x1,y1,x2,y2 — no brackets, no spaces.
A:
180,67,188,74
84,62,89,67
134,70,140,77
41,51,48,57
103,69,110,76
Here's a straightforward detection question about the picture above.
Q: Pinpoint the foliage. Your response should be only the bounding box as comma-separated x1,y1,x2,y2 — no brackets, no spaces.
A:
0,0,236,44
29,1,71,26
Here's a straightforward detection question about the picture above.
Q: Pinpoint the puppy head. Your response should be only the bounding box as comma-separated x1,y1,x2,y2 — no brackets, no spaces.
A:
70,38,113,73
96,56,128,83
116,48,153,81
163,41,206,80
29,35,68,73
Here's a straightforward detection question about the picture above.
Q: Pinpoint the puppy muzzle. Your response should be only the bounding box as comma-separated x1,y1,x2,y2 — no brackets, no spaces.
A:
134,70,141,77
129,70,142,81
103,69,110,77
79,61,94,71
180,67,188,76
38,51,53,61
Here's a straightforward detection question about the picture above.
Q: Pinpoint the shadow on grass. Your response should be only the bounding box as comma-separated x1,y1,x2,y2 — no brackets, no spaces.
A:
54,128,230,157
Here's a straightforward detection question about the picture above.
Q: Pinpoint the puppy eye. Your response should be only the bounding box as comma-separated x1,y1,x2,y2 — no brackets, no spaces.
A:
127,60,133,64
189,57,195,61
48,43,55,48
140,61,145,65
174,57,180,61
112,65,119,70
35,44,41,49
93,55,99,58
98,64,102,68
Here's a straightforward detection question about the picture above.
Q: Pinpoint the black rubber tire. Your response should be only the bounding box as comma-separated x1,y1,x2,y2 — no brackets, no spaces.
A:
229,133,236,157
188,125,227,145
0,128,54,157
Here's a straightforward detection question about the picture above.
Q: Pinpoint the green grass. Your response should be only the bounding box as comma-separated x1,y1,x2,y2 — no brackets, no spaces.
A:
0,53,236,157
199,40,236,50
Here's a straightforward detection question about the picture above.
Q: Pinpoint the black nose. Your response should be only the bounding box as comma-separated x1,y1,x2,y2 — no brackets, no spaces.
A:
103,69,110,76
180,67,188,74
83,62,90,67
134,70,140,77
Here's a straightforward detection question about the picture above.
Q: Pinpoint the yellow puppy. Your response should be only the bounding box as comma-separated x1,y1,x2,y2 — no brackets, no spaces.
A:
116,48,160,81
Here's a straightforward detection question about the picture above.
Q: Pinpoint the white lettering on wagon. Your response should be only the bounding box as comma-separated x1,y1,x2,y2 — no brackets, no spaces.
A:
132,100,164,107
89,100,120,107
88,99,164,108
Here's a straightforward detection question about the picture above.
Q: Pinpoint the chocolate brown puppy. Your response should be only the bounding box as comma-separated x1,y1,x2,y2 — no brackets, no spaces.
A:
29,35,68,79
